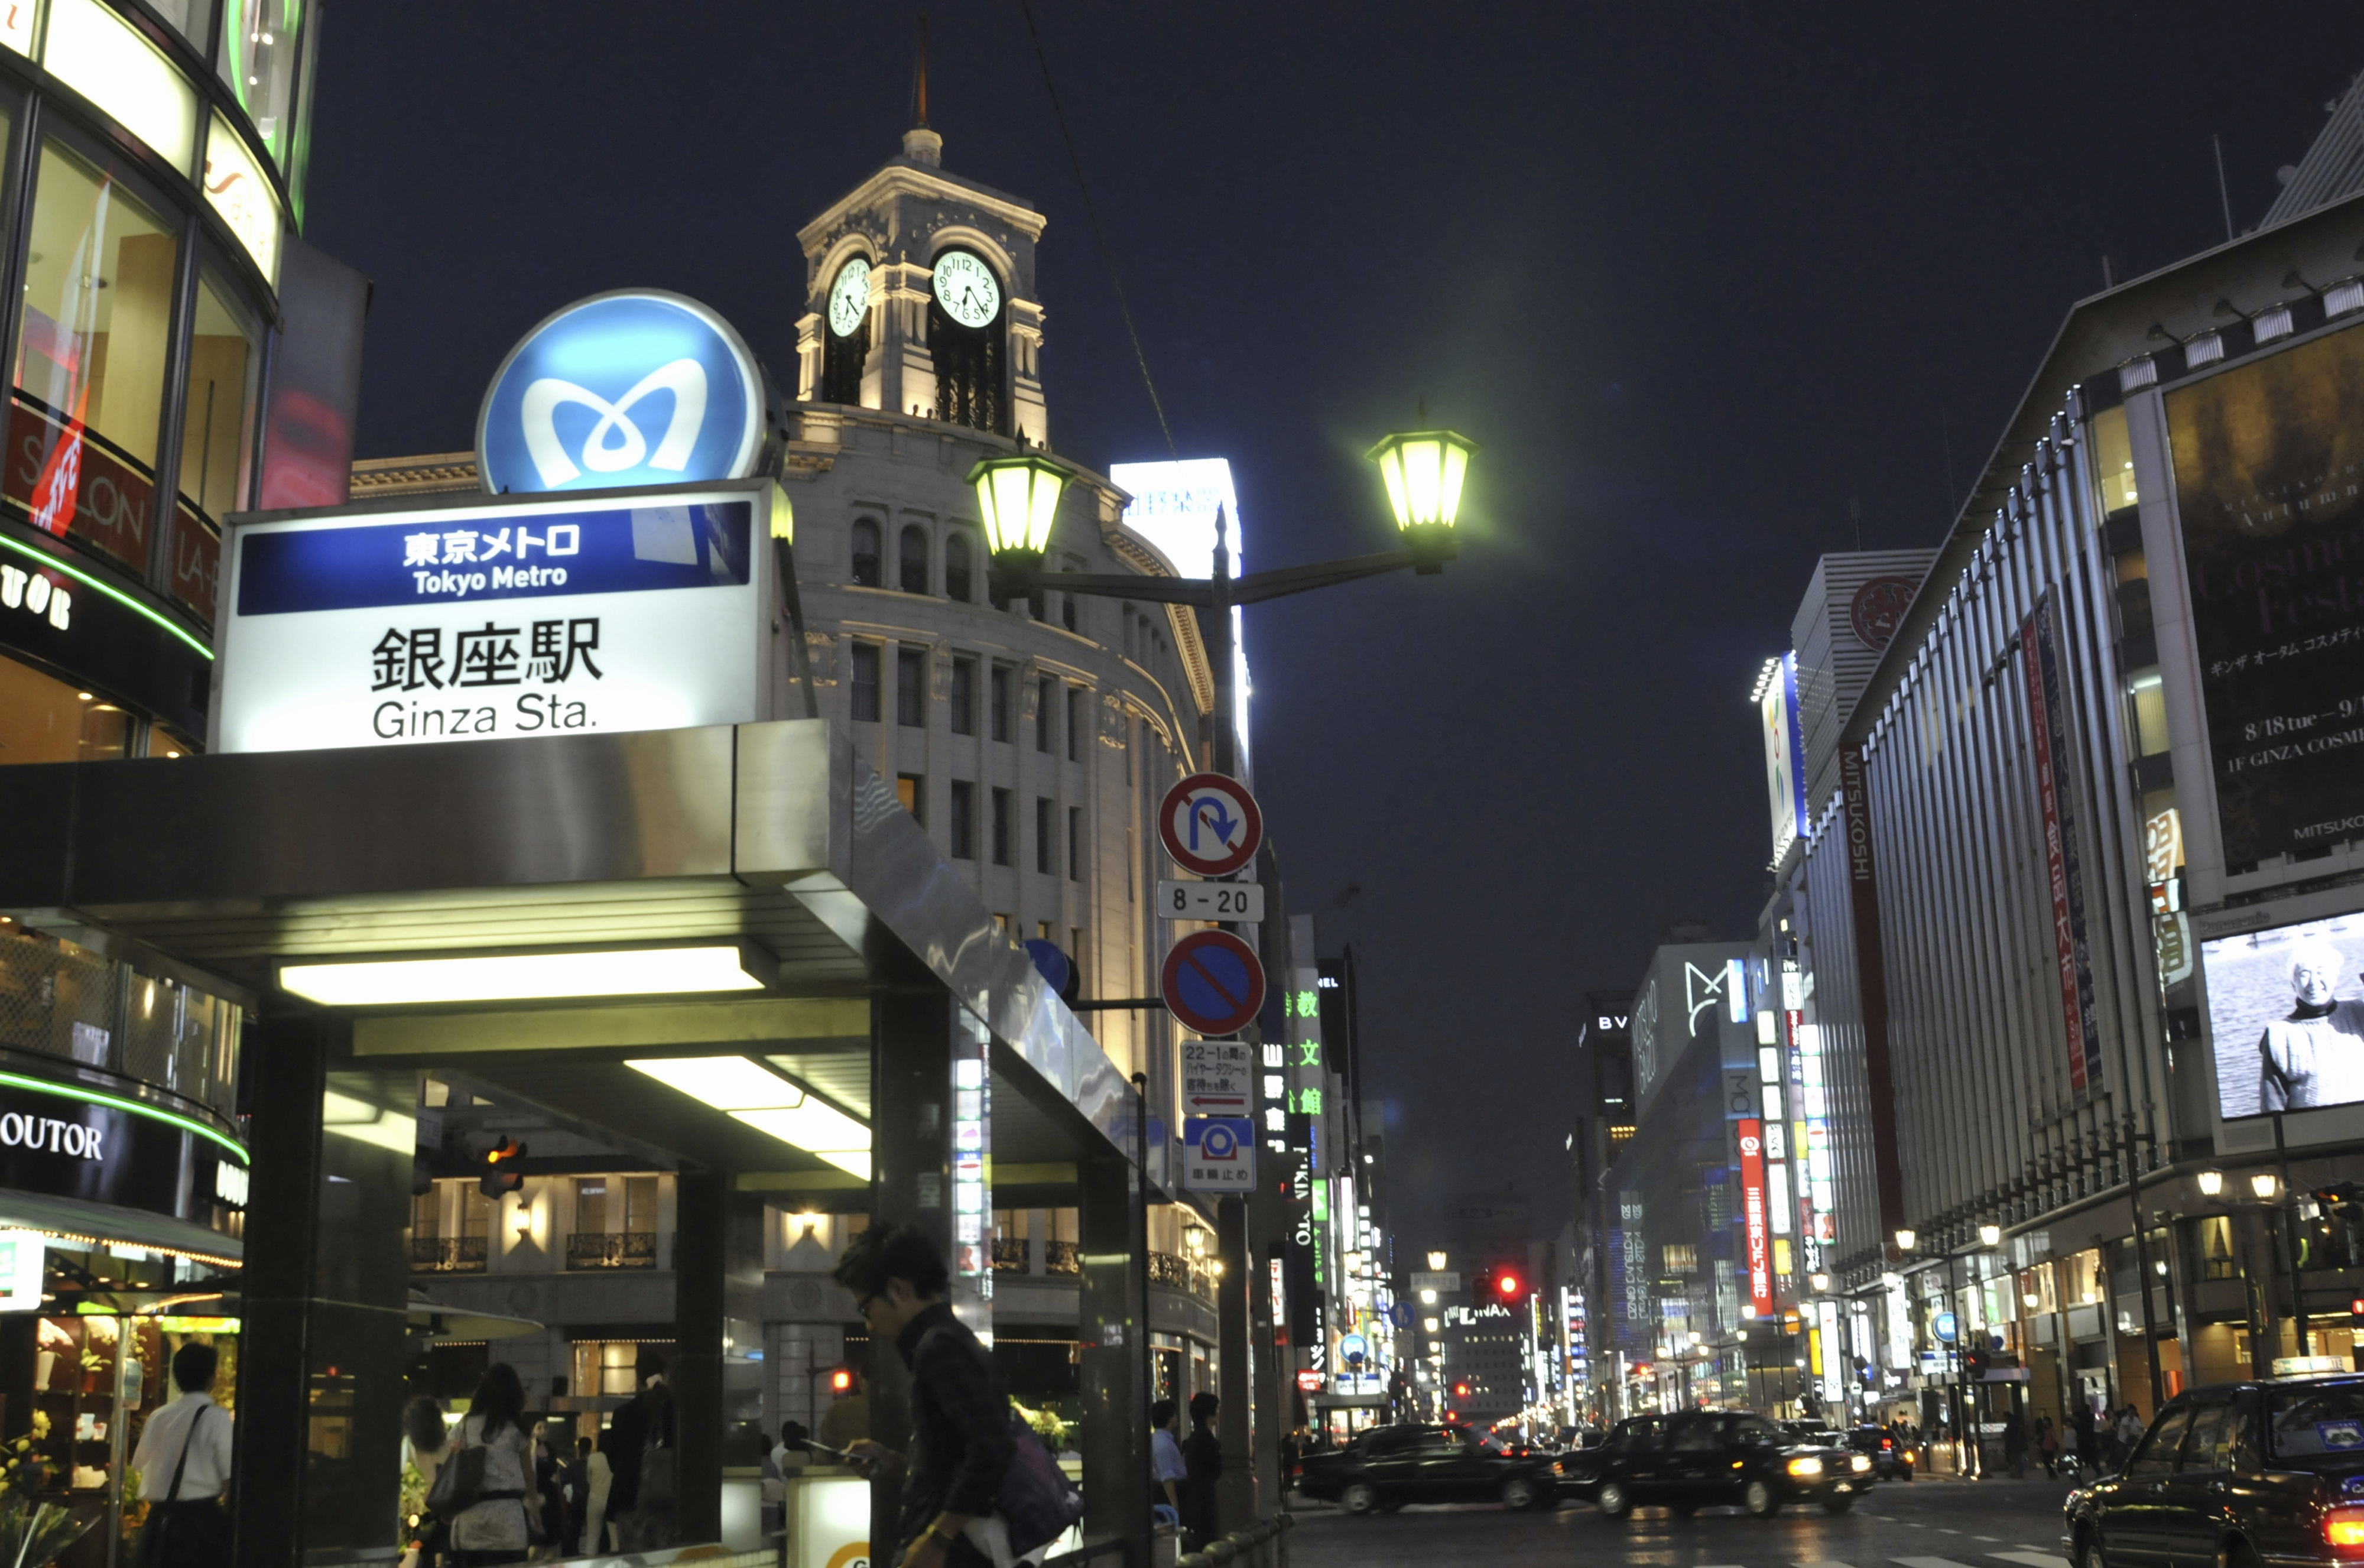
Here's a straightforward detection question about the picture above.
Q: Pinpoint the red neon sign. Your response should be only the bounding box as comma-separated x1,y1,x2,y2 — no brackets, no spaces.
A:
1739,1117,1772,1317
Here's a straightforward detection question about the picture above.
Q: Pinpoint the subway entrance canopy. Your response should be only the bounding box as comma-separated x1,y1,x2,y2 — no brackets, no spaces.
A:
0,715,1151,1563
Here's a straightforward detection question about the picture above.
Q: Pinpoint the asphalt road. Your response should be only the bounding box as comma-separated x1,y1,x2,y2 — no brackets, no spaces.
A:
1288,1474,2082,1568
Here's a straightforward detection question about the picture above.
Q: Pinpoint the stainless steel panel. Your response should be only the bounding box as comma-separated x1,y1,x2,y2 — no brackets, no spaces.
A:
732,719,843,885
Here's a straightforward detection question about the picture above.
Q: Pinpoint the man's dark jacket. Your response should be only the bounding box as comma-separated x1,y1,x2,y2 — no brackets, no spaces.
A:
893,1301,1017,1553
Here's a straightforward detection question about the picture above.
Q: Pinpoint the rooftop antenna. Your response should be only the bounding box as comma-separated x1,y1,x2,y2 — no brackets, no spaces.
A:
913,10,930,128
2213,133,2235,243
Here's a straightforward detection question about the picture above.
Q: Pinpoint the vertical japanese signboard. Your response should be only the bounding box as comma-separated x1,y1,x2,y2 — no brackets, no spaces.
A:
2020,598,2104,1091
1738,1117,1772,1317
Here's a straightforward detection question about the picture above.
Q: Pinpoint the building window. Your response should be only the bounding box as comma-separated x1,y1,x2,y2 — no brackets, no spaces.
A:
1066,687,1082,762
1068,807,1082,881
949,781,976,859
991,788,1014,866
945,531,974,602
991,665,1012,742
850,643,881,722
850,519,882,587
1036,797,1056,875
897,648,926,727
1061,589,1077,634
1037,676,1054,754
0,652,132,765
1663,1244,1698,1275
950,657,978,736
178,266,264,527
17,141,180,579
898,774,924,824
899,524,929,595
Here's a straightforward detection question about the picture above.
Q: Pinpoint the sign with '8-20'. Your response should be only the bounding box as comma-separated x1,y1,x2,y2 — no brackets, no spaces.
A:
213,483,777,754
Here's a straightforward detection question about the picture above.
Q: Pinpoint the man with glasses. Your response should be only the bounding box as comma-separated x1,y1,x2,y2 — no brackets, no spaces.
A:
837,1225,1017,1568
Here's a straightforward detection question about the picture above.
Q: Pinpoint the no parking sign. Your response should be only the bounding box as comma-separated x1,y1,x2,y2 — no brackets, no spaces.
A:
1181,1116,1255,1193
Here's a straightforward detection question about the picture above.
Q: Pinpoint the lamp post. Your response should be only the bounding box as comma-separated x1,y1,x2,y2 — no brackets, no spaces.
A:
970,426,1479,777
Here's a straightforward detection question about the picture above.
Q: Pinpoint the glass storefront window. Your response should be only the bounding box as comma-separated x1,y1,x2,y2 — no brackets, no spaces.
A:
170,266,259,623
216,0,304,169
13,141,180,575
200,112,280,284
2066,1247,2105,1306
0,650,129,762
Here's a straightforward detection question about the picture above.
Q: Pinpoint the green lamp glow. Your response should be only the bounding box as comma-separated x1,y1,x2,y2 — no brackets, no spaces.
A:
1366,428,1478,572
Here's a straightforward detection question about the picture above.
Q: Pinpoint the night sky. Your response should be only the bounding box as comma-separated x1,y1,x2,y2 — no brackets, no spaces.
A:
308,6,2364,1245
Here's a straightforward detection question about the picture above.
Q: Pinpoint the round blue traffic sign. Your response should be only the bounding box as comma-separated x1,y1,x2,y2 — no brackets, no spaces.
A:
1161,930,1266,1037
478,290,765,495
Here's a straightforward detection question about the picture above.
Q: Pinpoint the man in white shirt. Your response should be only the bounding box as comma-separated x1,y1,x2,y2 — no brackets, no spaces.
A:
131,1343,235,1566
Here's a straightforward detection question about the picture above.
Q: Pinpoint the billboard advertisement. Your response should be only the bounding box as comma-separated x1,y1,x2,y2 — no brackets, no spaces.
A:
1759,652,1807,862
2203,909,2364,1118
2167,325,2364,868
2021,598,2105,1092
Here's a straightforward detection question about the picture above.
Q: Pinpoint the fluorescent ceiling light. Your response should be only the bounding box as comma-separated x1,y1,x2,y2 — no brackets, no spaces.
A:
626,1057,871,1177
281,946,766,1006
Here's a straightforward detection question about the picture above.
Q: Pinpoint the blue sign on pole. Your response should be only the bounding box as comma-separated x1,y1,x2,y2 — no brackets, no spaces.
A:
1161,930,1266,1037
1935,1310,1958,1344
478,291,767,496
1181,1116,1255,1193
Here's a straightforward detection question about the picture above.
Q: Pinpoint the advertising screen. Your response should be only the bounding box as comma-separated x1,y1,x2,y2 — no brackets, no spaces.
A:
2167,324,2364,868
2203,908,2364,1118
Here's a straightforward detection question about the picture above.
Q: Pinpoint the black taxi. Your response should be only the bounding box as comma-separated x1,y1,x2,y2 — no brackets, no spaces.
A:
2064,1375,2364,1568
1589,1410,1873,1517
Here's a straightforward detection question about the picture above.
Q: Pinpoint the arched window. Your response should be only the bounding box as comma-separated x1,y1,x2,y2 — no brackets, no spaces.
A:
850,520,881,587
944,531,973,602
899,525,930,595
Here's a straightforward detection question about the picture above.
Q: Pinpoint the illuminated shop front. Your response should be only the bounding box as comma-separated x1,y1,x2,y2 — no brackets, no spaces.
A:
0,3,317,1559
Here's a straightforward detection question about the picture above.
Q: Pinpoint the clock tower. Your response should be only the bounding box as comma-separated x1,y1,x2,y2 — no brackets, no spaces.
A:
795,115,1050,444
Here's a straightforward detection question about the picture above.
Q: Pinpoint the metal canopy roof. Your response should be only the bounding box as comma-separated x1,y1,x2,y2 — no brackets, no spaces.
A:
0,719,1134,1167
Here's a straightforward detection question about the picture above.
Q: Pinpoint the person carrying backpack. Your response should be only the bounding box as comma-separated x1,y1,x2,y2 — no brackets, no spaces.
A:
604,1353,677,1552
837,1224,1021,1568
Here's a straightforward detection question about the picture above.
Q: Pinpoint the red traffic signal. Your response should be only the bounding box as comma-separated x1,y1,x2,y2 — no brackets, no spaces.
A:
1495,1270,1522,1298
2350,1296,2364,1319
1453,1382,1470,1398
479,1137,528,1197
829,1367,854,1394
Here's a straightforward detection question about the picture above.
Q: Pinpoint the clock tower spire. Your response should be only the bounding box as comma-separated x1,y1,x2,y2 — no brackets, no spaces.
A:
795,43,1049,443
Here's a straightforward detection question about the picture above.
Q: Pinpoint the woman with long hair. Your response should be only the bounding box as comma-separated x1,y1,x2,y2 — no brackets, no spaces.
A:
400,1398,451,1568
447,1364,540,1565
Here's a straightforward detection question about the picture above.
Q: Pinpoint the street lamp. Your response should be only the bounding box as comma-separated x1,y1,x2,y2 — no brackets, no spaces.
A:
1365,428,1479,572
1809,1272,1831,1293
967,449,1069,602
1894,1229,1916,1252
1427,1251,1448,1271
2197,1170,2224,1197
970,425,1475,777
1979,1224,2002,1248
2252,1173,2279,1200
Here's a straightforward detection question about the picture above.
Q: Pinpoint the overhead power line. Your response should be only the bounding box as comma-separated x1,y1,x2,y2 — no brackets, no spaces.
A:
1012,0,1180,460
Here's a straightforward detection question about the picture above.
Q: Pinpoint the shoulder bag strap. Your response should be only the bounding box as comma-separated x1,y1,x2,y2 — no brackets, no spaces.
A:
163,1403,205,1504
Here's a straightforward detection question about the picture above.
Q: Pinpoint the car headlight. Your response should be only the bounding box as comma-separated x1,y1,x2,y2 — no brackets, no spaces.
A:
1787,1457,1824,1478
1852,1455,1872,1472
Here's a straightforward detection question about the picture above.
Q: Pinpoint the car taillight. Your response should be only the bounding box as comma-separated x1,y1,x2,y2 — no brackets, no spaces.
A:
1881,1439,1894,1452
2328,1509,2364,1552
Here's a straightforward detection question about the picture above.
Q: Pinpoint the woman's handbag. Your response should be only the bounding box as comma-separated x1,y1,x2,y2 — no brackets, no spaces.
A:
995,1417,1085,1559
425,1434,489,1522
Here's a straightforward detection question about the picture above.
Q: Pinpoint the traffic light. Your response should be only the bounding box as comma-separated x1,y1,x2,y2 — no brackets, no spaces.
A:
829,1367,854,1395
1962,1345,1990,1381
1495,1268,1523,1300
2349,1296,2364,1321
2316,1183,2364,1206
480,1137,528,1197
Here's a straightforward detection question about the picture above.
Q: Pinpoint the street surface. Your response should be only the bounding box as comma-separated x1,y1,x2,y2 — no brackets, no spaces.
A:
1289,1473,2079,1568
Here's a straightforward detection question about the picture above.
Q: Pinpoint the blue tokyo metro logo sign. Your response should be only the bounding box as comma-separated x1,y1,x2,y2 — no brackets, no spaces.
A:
476,291,765,495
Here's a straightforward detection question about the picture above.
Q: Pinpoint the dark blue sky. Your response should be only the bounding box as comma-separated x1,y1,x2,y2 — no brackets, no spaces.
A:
308,4,2364,1242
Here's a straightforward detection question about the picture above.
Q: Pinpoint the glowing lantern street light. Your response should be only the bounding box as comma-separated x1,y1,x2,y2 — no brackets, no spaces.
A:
1366,428,1479,572
968,448,1071,601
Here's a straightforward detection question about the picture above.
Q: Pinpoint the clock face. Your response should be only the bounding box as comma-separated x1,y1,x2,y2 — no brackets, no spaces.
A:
931,250,1001,330
827,257,871,338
